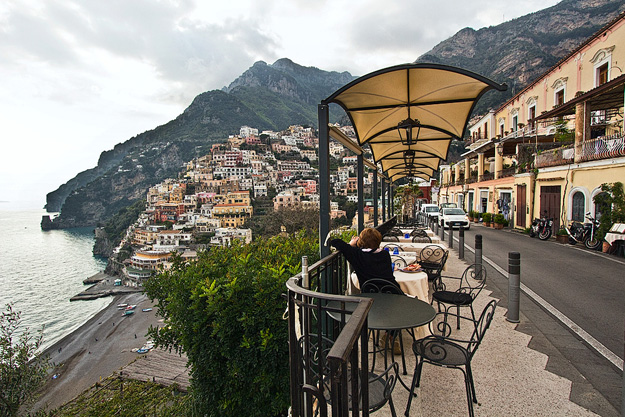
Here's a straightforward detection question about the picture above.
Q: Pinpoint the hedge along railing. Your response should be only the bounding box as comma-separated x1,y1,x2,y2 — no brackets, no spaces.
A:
287,217,397,417
579,133,625,162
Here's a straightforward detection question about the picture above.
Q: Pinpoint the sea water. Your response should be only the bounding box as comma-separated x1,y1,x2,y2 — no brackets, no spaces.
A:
0,208,110,351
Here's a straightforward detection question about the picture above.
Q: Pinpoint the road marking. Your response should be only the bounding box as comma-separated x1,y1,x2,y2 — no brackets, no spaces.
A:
459,237,624,371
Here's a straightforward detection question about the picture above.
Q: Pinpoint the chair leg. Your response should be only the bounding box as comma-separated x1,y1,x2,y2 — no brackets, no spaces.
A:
404,359,422,417
462,368,475,417
466,362,478,403
456,305,461,329
389,395,397,417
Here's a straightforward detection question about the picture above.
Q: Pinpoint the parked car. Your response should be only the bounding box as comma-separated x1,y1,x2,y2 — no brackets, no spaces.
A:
438,202,457,216
439,207,470,229
421,203,440,221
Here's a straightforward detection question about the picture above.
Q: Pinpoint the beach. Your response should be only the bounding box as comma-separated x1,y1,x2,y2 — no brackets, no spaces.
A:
33,291,171,412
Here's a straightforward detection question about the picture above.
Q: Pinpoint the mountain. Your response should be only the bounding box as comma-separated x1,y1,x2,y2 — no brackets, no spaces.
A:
416,0,625,114
43,60,356,228
43,0,625,229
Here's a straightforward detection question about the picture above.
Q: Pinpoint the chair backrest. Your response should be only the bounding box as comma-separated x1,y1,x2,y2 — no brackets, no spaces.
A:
468,300,497,358
361,278,404,295
410,228,428,238
390,255,407,268
382,235,399,242
386,227,403,236
419,245,448,266
459,263,487,299
382,243,402,253
412,235,432,243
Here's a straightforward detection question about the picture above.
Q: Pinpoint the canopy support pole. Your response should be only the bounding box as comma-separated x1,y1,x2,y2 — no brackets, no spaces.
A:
318,104,330,258
357,154,365,233
373,171,379,227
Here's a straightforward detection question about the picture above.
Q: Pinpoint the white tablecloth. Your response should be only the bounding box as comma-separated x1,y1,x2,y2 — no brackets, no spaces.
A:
605,232,625,245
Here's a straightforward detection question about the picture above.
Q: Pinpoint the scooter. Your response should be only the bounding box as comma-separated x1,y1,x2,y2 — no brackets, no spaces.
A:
565,212,602,250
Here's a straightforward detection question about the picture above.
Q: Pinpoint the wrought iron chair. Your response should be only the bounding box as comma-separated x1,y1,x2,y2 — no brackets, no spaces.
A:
431,263,487,329
382,235,400,242
405,300,497,417
298,333,399,417
410,228,428,238
382,243,403,253
417,245,449,290
411,235,432,243
361,279,409,375
390,255,407,269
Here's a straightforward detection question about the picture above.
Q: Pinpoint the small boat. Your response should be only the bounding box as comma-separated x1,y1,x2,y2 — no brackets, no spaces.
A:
125,305,137,310
141,308,152,312
136,348,149,354
122,310,134,317
117,303,128,309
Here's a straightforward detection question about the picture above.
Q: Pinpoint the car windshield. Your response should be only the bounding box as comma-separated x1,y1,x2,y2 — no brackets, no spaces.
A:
425,207,438,212
444,208,465,215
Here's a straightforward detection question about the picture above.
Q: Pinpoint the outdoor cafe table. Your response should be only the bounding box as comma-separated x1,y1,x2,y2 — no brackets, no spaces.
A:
327,292,436,384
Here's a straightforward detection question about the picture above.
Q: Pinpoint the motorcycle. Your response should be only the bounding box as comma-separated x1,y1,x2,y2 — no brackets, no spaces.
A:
529,218,540,238
537,214,553,241
565,212,602,250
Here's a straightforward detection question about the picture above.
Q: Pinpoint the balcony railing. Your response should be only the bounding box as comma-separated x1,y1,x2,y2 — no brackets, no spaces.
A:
579,133,625,162
479,172,494,181
535,144,574,168
499,167,516,178
287,217,398,416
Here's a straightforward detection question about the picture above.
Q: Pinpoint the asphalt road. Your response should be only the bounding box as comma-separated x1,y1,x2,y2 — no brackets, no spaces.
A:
442,223,624,363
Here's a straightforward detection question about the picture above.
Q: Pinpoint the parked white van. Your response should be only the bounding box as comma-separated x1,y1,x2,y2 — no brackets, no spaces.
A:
420,204,439,220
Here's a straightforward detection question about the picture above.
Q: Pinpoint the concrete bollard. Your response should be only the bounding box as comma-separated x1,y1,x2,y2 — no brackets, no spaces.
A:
459,226,464,260
507,252,520,323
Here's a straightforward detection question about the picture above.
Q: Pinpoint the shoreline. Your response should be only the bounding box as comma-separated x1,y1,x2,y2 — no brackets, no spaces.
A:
33,290,165,413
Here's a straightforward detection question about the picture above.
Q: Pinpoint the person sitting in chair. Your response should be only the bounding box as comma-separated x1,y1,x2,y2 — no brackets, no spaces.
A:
330,227,399,289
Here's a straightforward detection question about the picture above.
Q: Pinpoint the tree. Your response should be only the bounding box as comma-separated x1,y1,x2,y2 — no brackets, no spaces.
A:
0,304,50,416
143,232,319,417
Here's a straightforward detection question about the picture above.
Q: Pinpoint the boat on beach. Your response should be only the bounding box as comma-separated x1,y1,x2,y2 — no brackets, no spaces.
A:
141,308,152,312
122,310,134,317
117,303,128,309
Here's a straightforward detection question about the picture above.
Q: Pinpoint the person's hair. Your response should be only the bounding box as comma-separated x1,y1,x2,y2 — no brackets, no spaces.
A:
357,228,382,250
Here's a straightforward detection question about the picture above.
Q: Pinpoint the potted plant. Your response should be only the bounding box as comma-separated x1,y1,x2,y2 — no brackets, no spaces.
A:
493,213,506,229
555,227,569,244
467,210,474,222
482,212,492,227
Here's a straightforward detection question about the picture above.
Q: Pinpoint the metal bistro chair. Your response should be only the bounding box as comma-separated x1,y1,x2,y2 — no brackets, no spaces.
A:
410,228,428,238
382,235,400,242
411,235,432,243
298,333,400,417
361,279,410,376
432,263,487,330
418,245,449,291
390,255,407,269
405,300,497,417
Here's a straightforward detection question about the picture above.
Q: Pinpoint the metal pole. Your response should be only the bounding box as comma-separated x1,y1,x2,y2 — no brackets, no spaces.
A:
381,180,387,223
459,226,465,259
507,252,521,323
475,234,483,274
318,104,330,258
373,171,379,227
448,223,454,248
357,154,364,233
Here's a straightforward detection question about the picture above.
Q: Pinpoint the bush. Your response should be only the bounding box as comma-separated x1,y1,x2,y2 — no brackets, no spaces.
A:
482,212,492,223
594,182,625,240
144,231,320,417
493,213,506,224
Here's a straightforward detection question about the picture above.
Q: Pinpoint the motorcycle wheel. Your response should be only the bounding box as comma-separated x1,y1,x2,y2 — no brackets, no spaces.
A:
529,229,536,238
538,229,552,240
584,237,602,250
568,237,577,245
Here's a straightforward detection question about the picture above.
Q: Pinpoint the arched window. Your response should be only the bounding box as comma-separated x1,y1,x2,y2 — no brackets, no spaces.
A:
571,192,585,222
594,191,610,220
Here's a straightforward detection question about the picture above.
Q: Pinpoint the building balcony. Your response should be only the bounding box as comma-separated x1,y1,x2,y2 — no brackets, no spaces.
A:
535,144,574,168
579,133,625,162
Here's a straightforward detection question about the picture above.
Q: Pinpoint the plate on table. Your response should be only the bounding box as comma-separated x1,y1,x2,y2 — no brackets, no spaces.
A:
399,266,423,273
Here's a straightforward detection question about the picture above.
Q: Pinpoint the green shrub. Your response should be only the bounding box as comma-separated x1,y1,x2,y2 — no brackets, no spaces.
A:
482,212,492,223
144,230,320,417
594,182,625,240
493,213,506,224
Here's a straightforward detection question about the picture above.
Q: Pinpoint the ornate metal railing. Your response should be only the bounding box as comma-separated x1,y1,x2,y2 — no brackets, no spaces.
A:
479,172,494,182
579,133,625,162
287,218,397,416
498,167,516,178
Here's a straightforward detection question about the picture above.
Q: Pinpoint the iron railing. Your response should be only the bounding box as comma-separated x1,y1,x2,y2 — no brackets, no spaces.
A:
579,133,625,162
287,218,397,417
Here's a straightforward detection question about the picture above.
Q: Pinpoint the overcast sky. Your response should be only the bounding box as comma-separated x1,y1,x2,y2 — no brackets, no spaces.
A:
0,0,561,210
